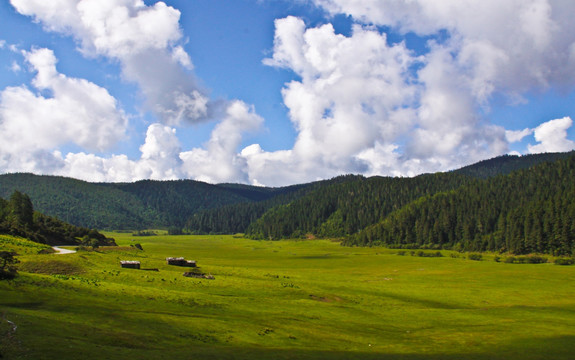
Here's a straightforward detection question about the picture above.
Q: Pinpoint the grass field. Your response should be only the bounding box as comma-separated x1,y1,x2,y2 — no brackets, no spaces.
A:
1,233,575,359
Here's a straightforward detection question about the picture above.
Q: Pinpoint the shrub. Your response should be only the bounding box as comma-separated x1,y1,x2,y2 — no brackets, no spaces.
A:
525,256,547,264
0,251,19,280
494,256,501,262
504,256,516,263
467,253,483,261
411,250,443,257
554,258,575,266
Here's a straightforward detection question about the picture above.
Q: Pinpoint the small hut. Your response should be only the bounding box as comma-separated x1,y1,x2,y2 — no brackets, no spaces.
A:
166,257,197,267
120,260,141,269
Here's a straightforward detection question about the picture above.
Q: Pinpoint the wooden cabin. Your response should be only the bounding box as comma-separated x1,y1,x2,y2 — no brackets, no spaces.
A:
166,257,197,267
120,260,141,269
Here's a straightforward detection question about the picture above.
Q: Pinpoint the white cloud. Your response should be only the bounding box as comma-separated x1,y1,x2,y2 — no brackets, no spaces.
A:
528,117,575,153
4,1,575,186
10,0,210,126
506,128,533,143
10,61,21,72
244,15,513,185
0,48,127,174
251,16,425,184
181,101,263,184
275,0,575,179
138,124,183,180
313,0,575,92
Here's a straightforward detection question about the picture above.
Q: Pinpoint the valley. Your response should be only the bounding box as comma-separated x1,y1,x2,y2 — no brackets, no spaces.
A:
1,232,574,359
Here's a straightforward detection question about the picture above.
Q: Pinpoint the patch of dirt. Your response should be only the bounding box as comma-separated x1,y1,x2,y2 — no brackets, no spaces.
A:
309,294,343,303
19,260,84,275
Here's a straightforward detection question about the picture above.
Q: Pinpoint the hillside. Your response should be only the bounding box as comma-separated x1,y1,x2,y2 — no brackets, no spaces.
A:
453,151,574,179
345,154,575,255
0,174,302,230
0,191,114,246
0,151,573,247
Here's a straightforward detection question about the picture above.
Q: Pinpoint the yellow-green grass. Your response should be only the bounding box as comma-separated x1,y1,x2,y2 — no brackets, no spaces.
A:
1,233,574,359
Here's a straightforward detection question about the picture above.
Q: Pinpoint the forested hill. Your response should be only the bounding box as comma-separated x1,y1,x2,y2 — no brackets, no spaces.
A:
0,151,573,244
242,151,575,240
453,151,574,179
0,191,115,246
0,173,314,229
345,154,575,255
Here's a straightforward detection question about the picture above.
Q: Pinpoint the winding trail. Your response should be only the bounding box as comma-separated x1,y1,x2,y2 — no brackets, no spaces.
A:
52,246,77,255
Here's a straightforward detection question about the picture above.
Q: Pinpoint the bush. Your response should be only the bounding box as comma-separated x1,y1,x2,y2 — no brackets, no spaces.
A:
494,256,501,262
525,256,547,264
554,257,575,266
0,251,19,280
467,253,483,261
504,255,548,264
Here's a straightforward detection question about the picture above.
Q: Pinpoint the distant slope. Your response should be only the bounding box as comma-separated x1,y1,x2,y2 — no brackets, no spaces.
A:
0,174,311,230
0,173,155,229
0,190,115,246
346,153,575,255
453,151,574,179
0,151,573,234
244,151,575,240
184,177,351,235
106,180,263,228
245,173,475,239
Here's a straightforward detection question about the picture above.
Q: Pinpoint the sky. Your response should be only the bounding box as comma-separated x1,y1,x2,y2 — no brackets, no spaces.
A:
1,0,575,187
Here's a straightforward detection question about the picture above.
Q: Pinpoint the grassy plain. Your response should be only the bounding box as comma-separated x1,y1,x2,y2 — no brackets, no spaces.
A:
1,233,575,359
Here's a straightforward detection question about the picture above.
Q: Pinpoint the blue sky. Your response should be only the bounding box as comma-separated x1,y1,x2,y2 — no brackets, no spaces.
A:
1,0,574,186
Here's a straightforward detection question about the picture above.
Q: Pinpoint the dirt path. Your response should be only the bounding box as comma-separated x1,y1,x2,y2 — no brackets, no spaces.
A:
52,246,77,254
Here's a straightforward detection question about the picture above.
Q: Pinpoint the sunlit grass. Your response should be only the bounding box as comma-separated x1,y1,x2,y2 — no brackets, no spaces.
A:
1,233,574,359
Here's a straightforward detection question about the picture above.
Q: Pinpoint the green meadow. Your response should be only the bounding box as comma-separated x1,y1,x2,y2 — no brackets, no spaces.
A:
1,233,575,359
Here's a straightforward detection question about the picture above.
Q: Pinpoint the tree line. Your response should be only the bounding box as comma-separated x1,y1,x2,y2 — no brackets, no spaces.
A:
0,191,115,247
345,155,575,255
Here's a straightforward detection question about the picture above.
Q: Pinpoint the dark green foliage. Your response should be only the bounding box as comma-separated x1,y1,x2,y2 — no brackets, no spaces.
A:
467,253,483,261
1,152,573,255
132,230,157,236
246,173,474,239
168,227,184,235
0,191,115,246
184,177,348,235
8,191,34,229
554,257,575,265
454,151,574,179
0,174,316,230
503,255,548,264
346,154,575,255
0,251,19,279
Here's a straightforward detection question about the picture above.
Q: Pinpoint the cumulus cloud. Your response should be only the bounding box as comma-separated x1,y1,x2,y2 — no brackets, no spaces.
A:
242,14,512,185
0,47,127,174
506,128,533,143
3,0,266,184
181,101,263,184
247,16,424,184
54,102,263,183
10,0,209,125
528,117,575,153
314,0,575,92
255,0,574,179
3,1,575,186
